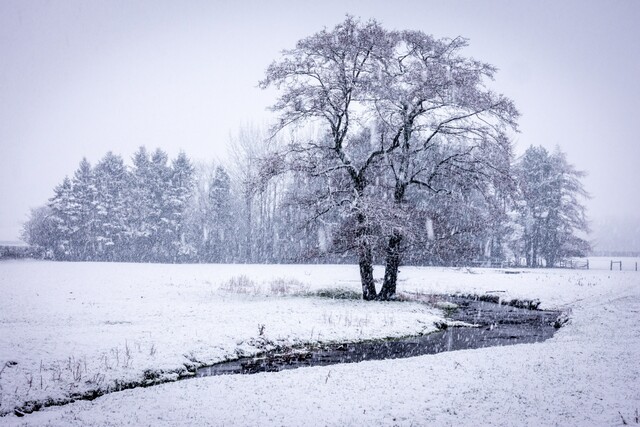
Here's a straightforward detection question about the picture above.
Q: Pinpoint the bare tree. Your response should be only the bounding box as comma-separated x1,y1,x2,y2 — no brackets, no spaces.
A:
371,32,519,299
261,17,519,300
260,17,396,300
227,124,287,262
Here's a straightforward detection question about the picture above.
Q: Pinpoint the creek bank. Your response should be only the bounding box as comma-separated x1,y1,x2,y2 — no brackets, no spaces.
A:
7,295,564,417
196,296,563,377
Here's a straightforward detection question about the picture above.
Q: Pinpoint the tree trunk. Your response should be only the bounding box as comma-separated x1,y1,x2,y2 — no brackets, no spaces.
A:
531,227,538,268
379,232,402,300
245,194,253,262
359,246,377,301
378,183,406,300
356,211,377,300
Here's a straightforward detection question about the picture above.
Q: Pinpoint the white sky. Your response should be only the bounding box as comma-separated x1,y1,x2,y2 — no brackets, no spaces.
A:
1,0,639,249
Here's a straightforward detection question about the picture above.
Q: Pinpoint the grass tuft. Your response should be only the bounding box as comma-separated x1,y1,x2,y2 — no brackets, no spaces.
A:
311,287,362,300
219,275,261,295
268,278,309,296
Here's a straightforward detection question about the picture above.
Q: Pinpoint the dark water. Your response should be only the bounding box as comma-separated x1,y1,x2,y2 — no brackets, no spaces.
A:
196,297,562,377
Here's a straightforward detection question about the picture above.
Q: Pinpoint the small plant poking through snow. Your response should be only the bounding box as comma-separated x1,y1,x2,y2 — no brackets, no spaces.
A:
66,356,85,382
0,340,167,416
322,311,370,327
219,275,261,294
619,409,640,425
219,276,311,296
574,277,596,287
554,311,571,329
268,278,309,295
0,361,16,407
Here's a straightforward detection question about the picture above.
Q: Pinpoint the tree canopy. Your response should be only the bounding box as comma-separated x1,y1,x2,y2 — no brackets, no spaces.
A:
260,16,519,299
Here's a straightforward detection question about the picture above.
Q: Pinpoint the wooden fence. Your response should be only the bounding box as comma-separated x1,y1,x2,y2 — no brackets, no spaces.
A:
556,259,590,270
610,260,638,271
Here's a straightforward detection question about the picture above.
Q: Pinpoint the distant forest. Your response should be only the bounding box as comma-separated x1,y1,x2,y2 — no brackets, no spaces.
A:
22,141,590,268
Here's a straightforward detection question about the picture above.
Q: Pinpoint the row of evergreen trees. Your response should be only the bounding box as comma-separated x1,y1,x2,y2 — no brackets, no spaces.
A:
24,148,195,262
22,144,316,263
22,143,590,266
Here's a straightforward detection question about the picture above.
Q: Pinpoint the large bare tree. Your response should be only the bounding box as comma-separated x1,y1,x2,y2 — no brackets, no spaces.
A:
261,17,519,300
371,31,519,299
261,17,395,299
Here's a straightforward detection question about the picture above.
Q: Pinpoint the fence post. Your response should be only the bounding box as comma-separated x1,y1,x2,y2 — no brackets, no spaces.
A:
587,259,589,270
610,260,613,271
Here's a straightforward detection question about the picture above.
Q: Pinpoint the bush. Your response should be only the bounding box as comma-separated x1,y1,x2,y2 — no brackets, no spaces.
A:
268,278,309,296
219,275,260,294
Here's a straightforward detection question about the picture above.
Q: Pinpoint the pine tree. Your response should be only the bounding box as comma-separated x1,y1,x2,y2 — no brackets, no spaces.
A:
143,149,171,261
70,158,97,260
167,151,195,261
515,146,590,267
206,166,232,261
94,152,130,261
129,147,156,261
48,177,75,259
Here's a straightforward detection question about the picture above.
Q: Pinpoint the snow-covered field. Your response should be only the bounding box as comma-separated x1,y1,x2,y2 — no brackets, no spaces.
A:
1,259,639,426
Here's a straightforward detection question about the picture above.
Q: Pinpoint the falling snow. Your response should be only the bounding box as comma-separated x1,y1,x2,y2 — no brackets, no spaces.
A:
1,259,639,425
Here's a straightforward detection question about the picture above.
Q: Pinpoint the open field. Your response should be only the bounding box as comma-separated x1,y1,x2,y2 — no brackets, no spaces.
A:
1,259,639,426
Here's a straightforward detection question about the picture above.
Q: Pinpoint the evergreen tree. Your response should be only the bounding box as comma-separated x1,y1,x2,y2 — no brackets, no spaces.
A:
515,146,590,266
207,166,233,261
69,158,97,259
167,151,195,261
94,152,130,261
146,149,172,261
129,147,156,261
48,177,75,259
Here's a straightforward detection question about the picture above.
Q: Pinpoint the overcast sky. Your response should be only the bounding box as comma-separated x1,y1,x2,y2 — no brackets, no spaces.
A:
1,0,639,250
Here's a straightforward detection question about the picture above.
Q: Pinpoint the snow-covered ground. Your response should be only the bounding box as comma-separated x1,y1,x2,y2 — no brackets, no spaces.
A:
1,259,639,426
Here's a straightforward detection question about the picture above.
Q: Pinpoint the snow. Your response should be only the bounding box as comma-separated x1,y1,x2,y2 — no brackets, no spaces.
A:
1,259,639,425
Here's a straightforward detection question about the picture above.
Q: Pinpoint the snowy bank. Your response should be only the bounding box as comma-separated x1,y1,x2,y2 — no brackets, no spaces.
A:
0,261,440,416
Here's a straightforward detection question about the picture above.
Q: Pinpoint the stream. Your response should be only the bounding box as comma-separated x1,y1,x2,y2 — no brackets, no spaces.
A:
9,296,564,417
196,296,563,377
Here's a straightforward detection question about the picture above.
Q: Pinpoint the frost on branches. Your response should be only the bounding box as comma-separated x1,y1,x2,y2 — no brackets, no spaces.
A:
260,16,519,299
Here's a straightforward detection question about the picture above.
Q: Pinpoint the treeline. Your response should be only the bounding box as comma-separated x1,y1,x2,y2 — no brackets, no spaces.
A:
21,141,323,263
22,18,592,271
22,140,590,267
24,148,195,262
